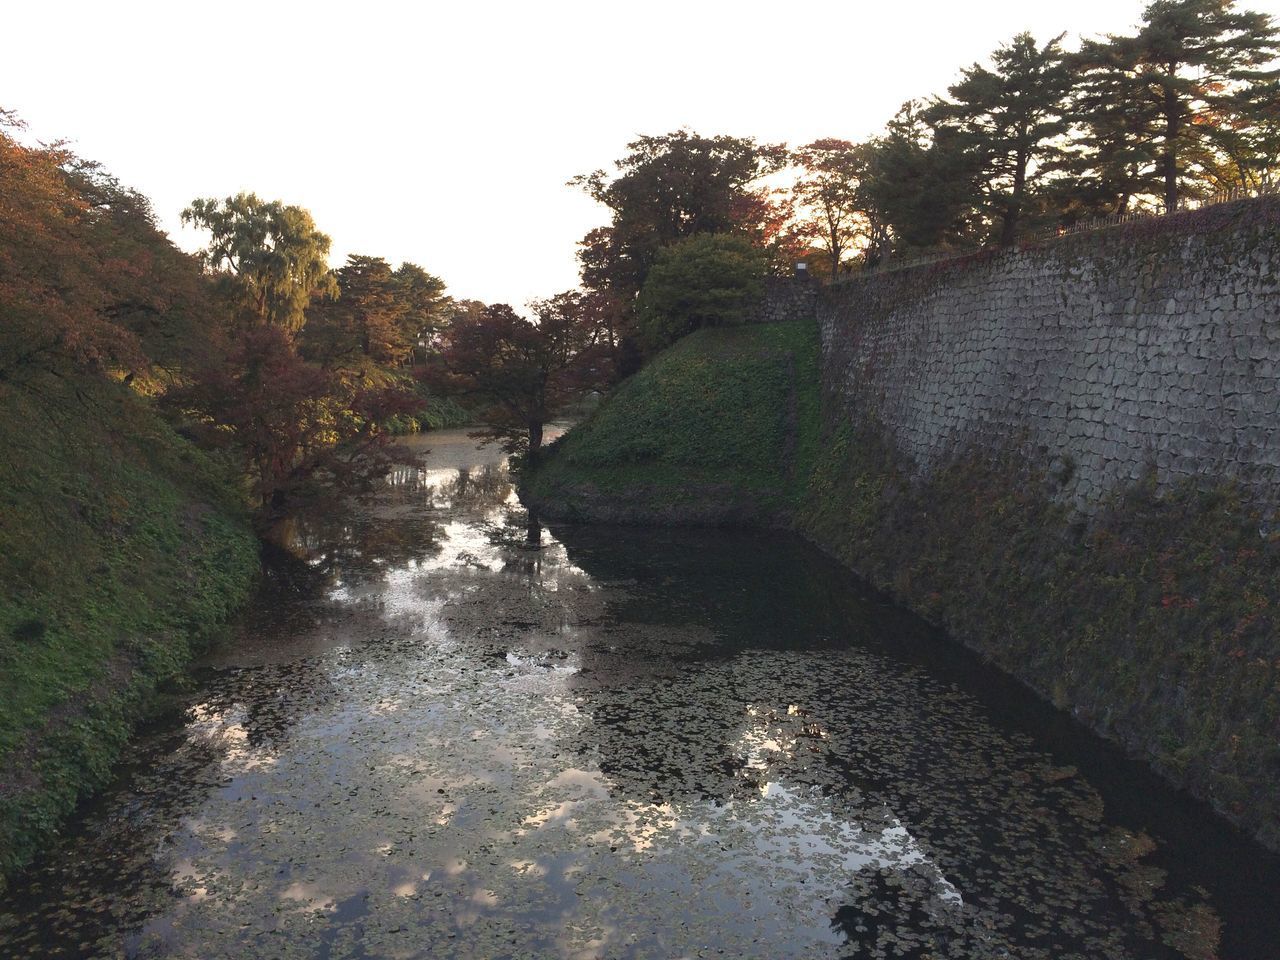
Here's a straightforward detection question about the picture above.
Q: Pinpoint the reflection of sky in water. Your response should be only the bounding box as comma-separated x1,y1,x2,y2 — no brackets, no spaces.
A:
1,428,1272,959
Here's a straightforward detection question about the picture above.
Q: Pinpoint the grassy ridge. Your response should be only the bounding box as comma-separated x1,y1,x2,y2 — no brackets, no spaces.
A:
0,371,260,887
525,320,820,523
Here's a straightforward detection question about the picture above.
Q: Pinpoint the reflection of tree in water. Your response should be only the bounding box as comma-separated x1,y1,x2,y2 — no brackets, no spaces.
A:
437,464,513,513
257,462,514,603
190,659,340,752
0,650,356,959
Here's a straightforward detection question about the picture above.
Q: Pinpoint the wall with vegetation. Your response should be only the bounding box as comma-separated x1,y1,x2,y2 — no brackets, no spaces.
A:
820,198,1280,514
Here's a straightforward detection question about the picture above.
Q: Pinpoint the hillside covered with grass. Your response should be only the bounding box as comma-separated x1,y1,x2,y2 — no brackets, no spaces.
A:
523,319,820,526
0,371,260,887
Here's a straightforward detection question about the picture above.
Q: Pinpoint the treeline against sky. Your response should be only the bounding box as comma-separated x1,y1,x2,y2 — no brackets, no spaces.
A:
3,0,1276,504
0,109,617,507
0,111,446,516
575,0,1279,297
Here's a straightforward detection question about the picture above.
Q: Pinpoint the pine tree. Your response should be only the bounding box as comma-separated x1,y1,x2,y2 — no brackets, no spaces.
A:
1074,0,1280,212
931,33,1073,245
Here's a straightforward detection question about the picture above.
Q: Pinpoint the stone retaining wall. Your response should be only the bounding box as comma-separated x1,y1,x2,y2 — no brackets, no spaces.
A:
817,200,1280,513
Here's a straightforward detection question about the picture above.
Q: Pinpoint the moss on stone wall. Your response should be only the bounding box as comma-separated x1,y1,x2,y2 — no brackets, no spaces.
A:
796,419,1280,850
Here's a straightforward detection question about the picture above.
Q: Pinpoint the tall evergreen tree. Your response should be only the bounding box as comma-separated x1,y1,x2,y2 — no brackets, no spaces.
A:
861,102,985,254
1074,0,1280,211
931,33,1073,245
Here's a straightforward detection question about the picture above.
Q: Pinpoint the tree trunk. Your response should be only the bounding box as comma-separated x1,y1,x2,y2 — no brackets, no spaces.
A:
1163,72,1180,212
1001,146,1028,248
528,420,544,454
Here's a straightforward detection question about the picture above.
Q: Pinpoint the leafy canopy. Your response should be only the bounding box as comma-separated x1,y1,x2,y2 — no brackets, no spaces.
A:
572,130,787,296
635,233,767,352
182,192,337,332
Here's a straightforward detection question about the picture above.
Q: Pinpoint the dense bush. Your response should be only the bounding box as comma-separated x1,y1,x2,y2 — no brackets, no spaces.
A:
635,233,766,352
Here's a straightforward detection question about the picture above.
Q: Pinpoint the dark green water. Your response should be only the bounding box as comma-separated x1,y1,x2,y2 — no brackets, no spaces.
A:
2,430,1277,959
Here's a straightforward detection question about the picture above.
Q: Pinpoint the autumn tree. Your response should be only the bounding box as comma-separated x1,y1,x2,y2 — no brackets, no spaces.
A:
303,255,406,370
167,324,418,514
1074,0,1280,211
303,256,451,372
930,33,1072,245
439,299,610,457
0,111,211,383
791,139,871,276
182,192,337,332
572,130,788,296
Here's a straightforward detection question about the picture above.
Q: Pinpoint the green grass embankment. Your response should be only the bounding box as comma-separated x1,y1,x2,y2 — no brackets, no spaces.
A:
524,319,820,525
0,371,260,888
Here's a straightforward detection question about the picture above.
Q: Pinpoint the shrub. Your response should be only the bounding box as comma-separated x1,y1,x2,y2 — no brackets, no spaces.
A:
635,233,766,351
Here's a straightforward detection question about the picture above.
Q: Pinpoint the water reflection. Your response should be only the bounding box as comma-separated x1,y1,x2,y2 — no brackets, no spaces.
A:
1,429,1277,959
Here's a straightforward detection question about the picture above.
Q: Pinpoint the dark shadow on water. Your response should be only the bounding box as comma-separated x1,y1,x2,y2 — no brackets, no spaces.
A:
547,520,1280,960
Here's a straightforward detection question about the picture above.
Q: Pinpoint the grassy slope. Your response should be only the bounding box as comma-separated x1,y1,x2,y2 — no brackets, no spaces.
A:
0,371,260,887
526,320,820,524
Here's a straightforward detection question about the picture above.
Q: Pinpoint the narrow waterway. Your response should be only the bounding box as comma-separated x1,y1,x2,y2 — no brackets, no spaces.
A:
2,430,1278,960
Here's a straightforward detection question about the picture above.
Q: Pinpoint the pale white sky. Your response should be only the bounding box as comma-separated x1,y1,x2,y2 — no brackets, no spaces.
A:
4,0,1278,307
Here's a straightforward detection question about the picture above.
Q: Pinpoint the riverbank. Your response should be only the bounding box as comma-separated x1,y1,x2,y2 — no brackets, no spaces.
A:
523,320,820,526
523,318,1280,852
0,371,260,890
7,428,1279,958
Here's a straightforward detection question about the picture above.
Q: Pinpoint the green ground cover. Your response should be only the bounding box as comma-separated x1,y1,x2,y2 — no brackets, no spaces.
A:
0,372,260,887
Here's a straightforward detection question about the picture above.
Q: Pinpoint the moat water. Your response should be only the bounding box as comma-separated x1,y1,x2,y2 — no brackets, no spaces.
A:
2,429,1278,959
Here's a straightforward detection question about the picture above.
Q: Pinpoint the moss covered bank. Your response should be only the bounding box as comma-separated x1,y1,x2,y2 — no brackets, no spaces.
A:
523,318,1280,851
524,320,820,525
0,372,260,889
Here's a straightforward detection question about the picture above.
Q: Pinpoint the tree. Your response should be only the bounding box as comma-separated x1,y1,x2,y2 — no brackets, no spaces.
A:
392,262,449,364
303,255,406,370
861,102,985,254
635,233,767,351
791,139,875,275
167,324,418,513
182,192,337,332
931,33,1072,245
304,257,451,371
0,111,206,383
439,299,610,457
1074,0,1280,211
1216,77,1280,187
571,130,788,296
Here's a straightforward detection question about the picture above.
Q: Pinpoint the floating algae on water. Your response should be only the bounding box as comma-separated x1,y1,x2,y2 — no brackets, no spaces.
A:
1,430,1275,959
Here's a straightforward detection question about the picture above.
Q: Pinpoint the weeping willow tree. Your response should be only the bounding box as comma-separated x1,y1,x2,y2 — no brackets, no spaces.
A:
182,192,337,333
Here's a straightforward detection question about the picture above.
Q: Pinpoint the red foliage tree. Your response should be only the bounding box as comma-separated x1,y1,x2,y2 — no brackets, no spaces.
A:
438,296,612,457
168,325,419,514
